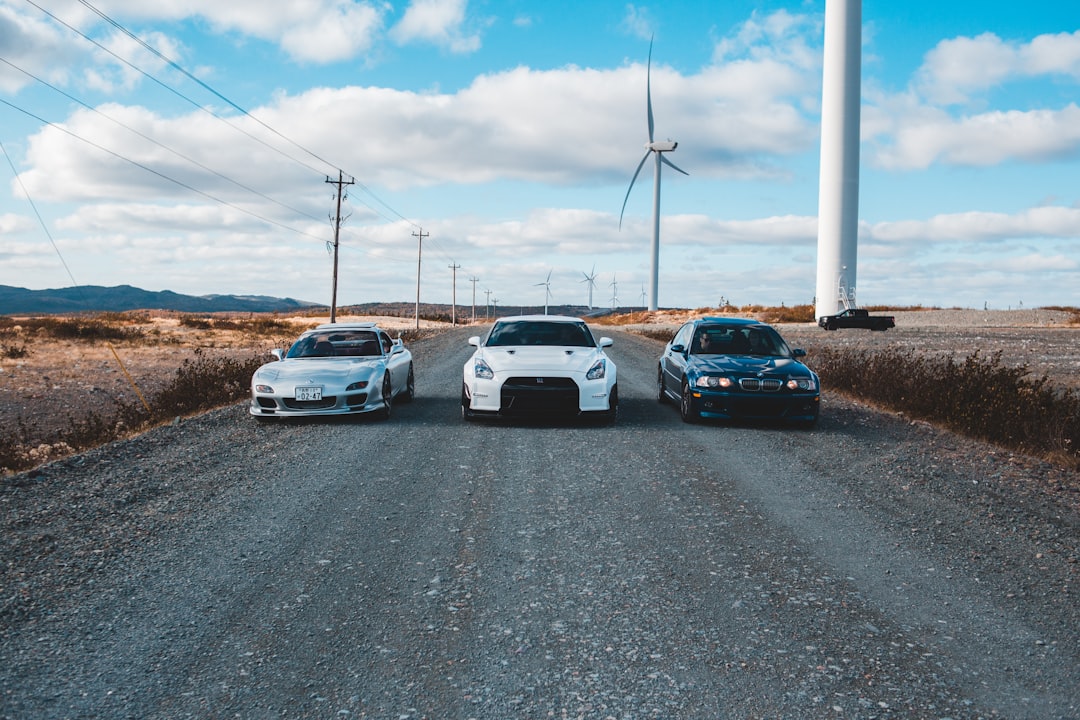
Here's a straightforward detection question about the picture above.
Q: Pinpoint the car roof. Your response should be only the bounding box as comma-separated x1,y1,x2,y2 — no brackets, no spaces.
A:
312,322,380,331
697,317,762,326
494,315,585,324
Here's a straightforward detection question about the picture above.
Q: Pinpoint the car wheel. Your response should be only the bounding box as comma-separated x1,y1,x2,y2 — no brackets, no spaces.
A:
400,364,415,403
603,384,619,424
461,383,475,421
679,380,698,424
656,366,667,404
378,374,392,420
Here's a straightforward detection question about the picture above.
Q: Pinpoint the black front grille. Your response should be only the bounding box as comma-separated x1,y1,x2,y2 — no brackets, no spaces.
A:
501,377,579,414
739,378,783,392
283,396,338,410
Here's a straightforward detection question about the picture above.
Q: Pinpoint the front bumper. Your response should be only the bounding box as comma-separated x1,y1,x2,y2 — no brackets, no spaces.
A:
465,375,613,415
688,388,820,422
249,391,382,418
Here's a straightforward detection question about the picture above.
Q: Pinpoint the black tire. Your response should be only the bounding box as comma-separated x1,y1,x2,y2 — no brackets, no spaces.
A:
461,383,475,421
399,364,415,402
378,375,392,420
603,385,619,424
679,380,698,424
656,366,667,404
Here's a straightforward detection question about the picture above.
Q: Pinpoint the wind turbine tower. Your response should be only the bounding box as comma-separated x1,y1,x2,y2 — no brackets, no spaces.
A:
815,0,862,320
581,265,598,309
620,39,688,313
535,270,553,315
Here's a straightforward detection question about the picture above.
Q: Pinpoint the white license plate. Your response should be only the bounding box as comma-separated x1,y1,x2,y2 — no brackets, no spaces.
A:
295,386,323,401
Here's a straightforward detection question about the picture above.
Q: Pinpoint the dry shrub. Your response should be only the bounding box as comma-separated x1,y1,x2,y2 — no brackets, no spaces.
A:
1,349,267,475
812,347,1079,468
1,316,144,342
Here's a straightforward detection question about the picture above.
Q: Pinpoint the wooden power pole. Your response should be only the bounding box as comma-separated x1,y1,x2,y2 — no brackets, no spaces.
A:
413,227,429,329
326,170,354,323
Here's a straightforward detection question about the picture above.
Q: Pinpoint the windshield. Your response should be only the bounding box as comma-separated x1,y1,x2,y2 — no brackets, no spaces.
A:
485,320,596,348
286,330,382,358
691,325,790,357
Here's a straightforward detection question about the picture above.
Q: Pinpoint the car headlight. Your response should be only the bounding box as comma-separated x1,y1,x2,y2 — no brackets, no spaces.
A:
346,380,369,391
255,384,274,393
786,377,817,391
694,376,733,388
474,358,494,379
586,358,606,380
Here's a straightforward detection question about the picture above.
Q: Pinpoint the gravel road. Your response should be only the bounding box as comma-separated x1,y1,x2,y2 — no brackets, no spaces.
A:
1,327,1077,719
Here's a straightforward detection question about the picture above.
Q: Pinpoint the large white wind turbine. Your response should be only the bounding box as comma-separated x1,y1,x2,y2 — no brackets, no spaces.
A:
815,0,862,320
535,270,553,314
619,38,688,313
580,265,598,308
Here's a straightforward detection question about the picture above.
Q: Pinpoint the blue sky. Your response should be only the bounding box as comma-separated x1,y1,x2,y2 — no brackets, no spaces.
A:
1,0,1078,311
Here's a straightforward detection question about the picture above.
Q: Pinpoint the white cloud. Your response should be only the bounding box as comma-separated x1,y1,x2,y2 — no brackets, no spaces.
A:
714,9,821,72
867,206,1080,243
0,3,84,93
870,104,1080,169
620,5,654,42
15,56,819,206
916,30,1080,105
389,0,481,53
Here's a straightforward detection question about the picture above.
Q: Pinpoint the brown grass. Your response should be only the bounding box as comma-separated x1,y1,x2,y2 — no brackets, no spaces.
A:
0,312,445,475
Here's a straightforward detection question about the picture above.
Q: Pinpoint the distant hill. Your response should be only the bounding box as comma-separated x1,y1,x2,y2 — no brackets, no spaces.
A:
0,285,324,315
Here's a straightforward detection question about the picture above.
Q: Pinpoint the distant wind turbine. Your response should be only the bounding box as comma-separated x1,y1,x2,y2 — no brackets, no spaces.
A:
580,265,598,309
535,270,553,314
609,273,619,311
619,38,688,313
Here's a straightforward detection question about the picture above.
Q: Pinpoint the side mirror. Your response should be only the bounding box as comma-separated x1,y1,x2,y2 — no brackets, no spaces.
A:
271,348,284,361
468,336,481,347
792,348,807,358
598,337,613,348
670,344,686,355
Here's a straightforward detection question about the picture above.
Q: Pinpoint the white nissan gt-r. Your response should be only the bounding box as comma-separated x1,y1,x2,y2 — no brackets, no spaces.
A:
461,315,617,423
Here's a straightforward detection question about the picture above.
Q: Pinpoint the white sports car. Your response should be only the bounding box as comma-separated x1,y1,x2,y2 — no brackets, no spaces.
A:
461,315,617,422
250,322,413,419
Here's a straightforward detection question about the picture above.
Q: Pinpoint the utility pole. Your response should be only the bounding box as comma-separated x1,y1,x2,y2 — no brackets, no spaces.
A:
469,276,479,323
413,226,428,330
484,288,492,320
325,170,354,323
448,262,461,325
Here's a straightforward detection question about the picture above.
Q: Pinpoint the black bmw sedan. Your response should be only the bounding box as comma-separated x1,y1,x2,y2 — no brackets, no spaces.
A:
657,317,820,426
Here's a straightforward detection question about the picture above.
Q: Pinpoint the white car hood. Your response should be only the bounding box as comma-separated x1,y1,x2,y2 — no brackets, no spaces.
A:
256,357,381,383
479,346,600,375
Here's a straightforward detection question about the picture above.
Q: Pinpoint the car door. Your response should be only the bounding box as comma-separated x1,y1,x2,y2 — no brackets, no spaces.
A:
379,332,404,391
661,323,693,396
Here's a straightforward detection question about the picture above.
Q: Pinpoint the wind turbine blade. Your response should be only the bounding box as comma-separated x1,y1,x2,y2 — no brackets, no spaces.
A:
646,39,655,143
660,155,689,176
619,151,652,229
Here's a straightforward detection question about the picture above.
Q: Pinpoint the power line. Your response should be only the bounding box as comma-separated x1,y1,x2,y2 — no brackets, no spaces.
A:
23,0,331,177
0,55,326,226
12,1,479,298
0,97,327,243
63,0,424,238
76,0,342,175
